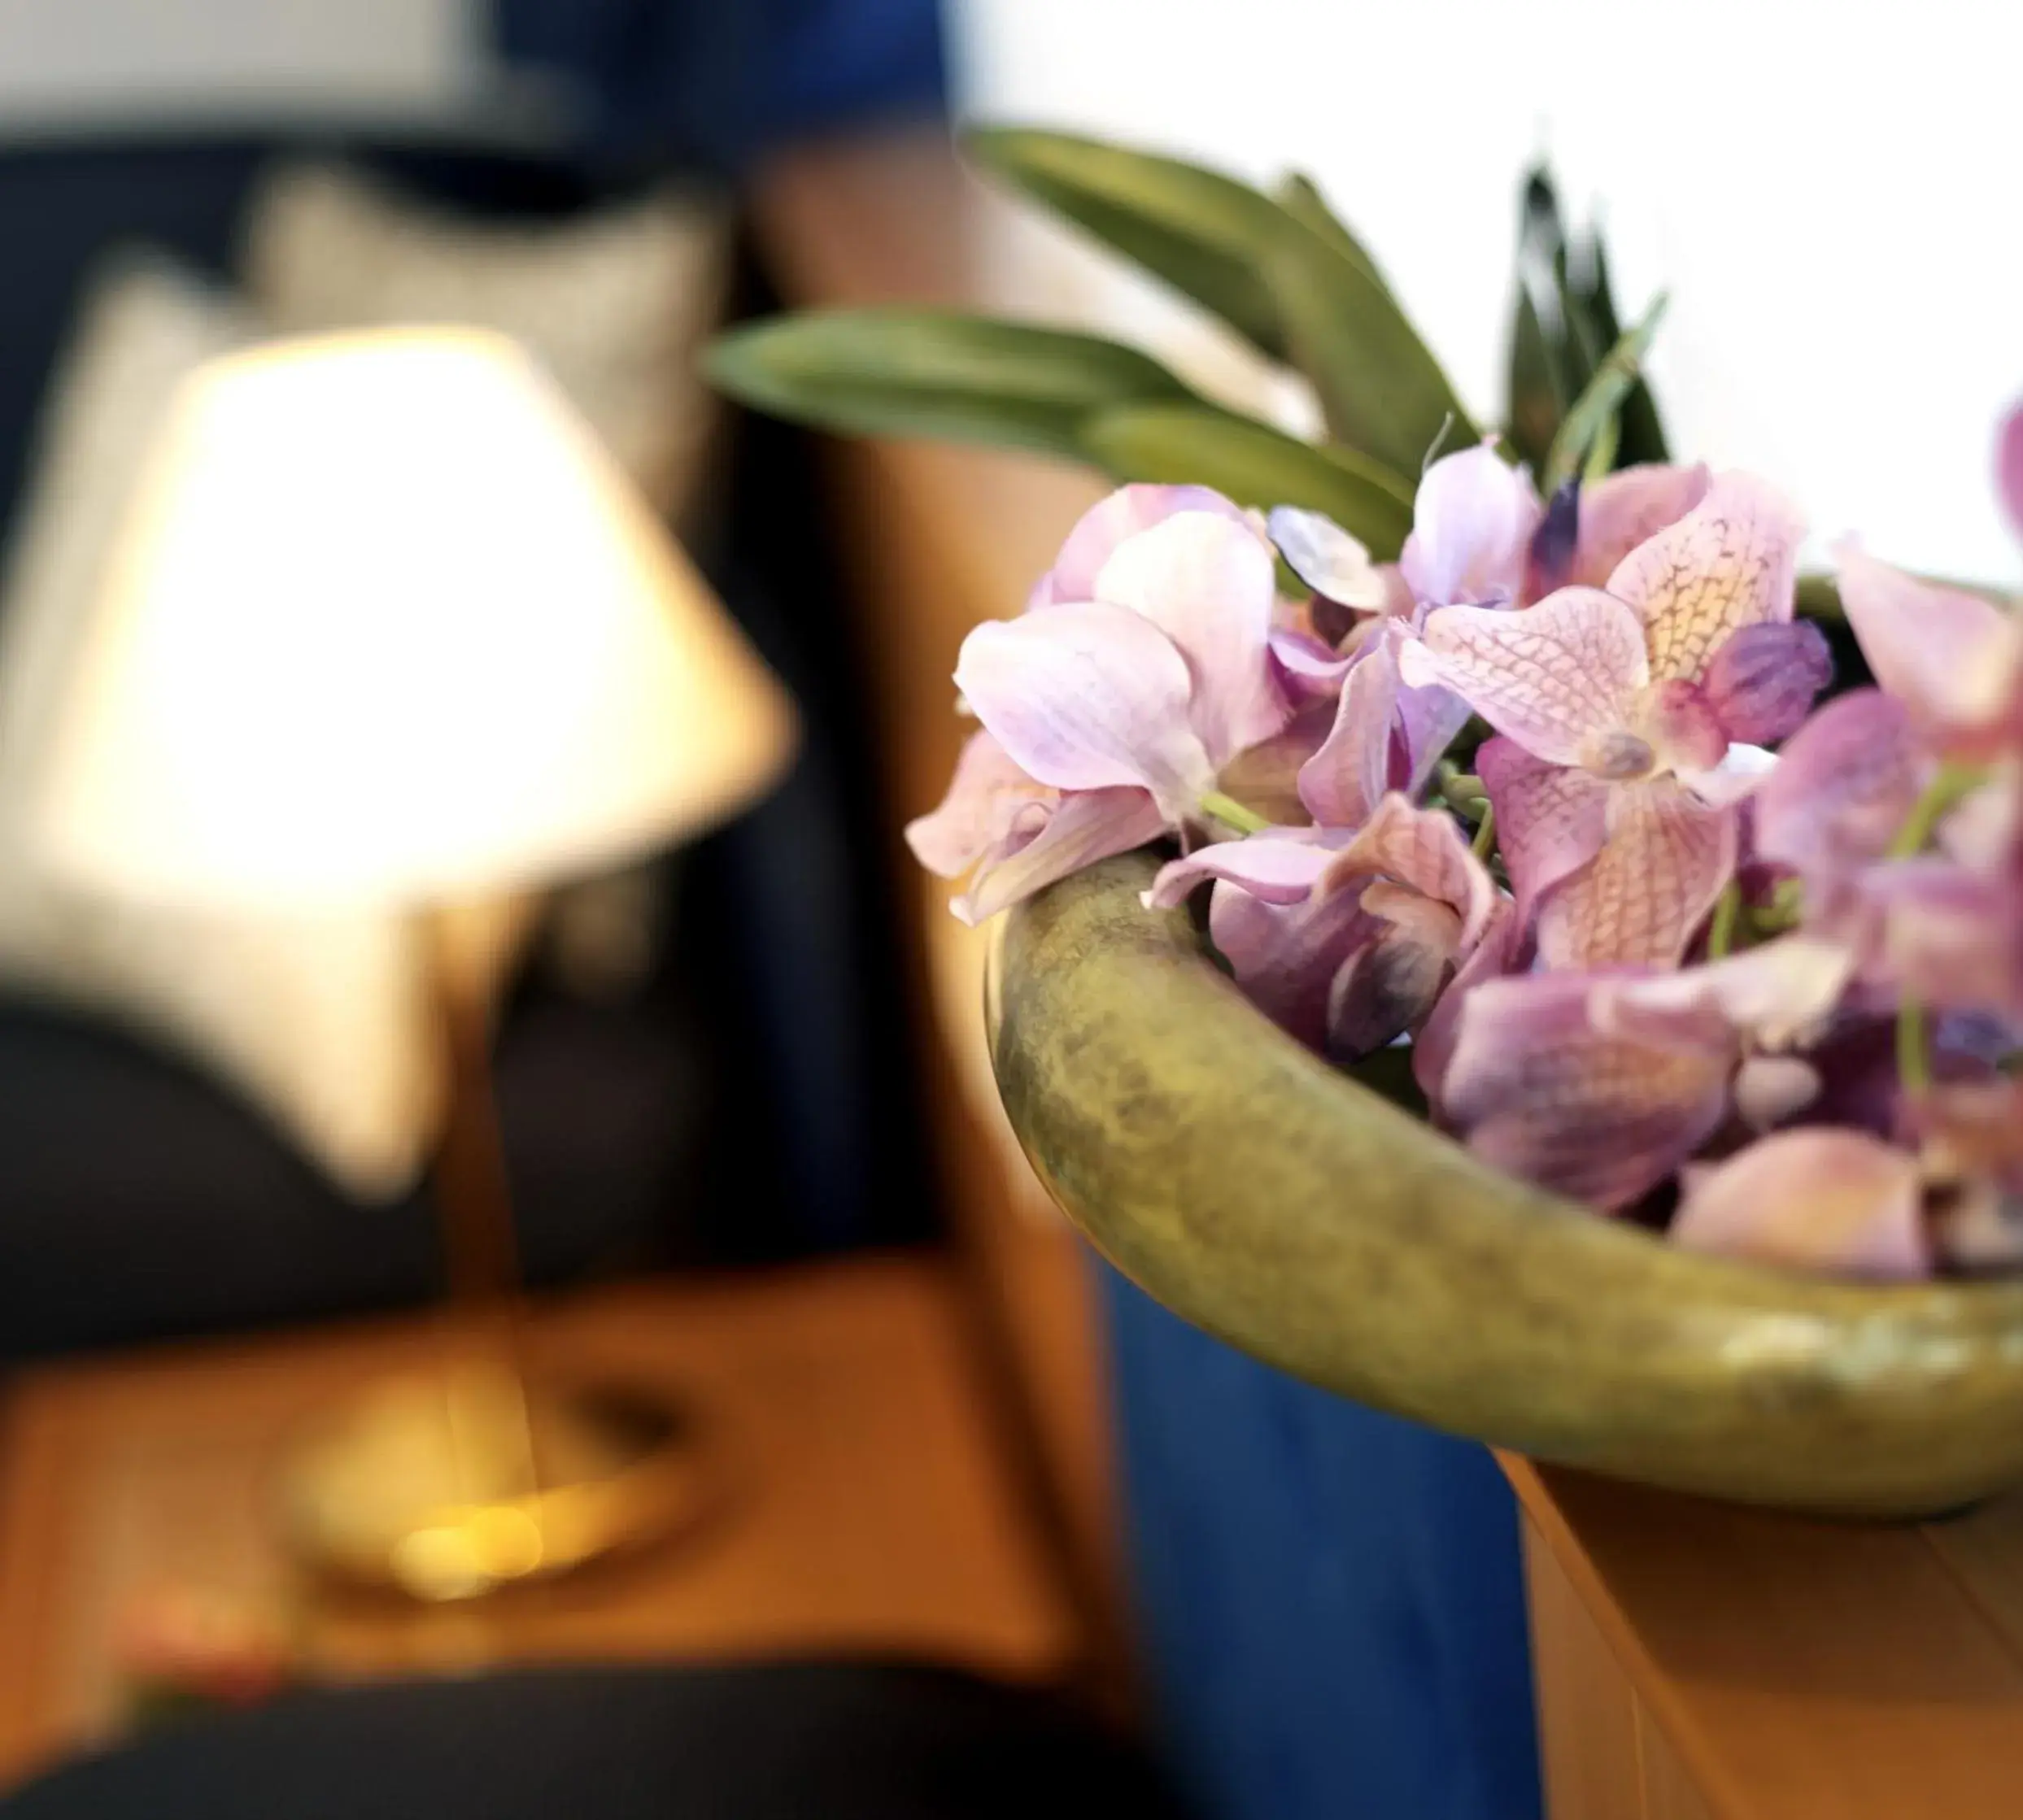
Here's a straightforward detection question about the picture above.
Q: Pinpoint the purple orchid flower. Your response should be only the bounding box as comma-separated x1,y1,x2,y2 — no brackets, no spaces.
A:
1399,474,1825,968
1436,934,1854,1209
908,484,1295,923
1144,794,1507,1064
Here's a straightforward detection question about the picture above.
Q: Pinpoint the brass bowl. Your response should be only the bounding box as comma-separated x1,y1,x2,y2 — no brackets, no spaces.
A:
987,851,2023,1517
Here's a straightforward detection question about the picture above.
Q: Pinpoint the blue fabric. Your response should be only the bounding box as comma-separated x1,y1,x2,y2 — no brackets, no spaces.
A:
1102,1265,1542,1820
493,0,947,174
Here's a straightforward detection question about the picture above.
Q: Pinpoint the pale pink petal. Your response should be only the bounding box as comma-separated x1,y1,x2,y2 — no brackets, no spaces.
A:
1567,463,1712,590
1395,674,1476,795
1732,1055,1822,1130
1607,472,1804,683
1676,741,1778,811
955,788,1166,925
1671,1129,1929,1281
1323,792,1497,946
1441,971,1732,1209
1939,778,2020,874
1398,589,1650,765
1210,881,1380,1054
1702,620,1833,745
1144,833,1336,909
1832,545,2023,734
2000,403,2023,547
1092,510,1290,765
1027,483,1246,611
1400,442,1543,606
1477,736,1609,921
1268,506,1389,609
1753,688,1929,879
1267,628,1354,694
955,602,1216,816
1642,678,1729,774
1592,935,1856,1052
1537,781,1737,969
1297,635,1404,829
1862,859,2023,1014
905,730,1050,877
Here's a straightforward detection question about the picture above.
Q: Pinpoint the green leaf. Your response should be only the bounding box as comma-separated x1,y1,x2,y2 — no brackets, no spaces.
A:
966,127,1293,358
1275,172,1389,294
1581,237,1669,465
1543,294,1668,494
1079,405,1416,557
703,309,1199,459
1504,282,1566,475
1266,204,1476,477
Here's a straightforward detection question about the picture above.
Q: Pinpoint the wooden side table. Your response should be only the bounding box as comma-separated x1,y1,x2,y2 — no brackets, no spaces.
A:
0,1257,1082,1790
1507,1456,2023,1818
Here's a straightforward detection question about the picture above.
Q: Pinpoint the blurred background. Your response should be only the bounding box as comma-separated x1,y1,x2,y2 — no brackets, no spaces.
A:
0,5,2009,1820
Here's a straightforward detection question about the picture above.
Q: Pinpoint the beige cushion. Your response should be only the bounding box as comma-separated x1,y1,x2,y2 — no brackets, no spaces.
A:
0,255,461,1199
242,163,734,519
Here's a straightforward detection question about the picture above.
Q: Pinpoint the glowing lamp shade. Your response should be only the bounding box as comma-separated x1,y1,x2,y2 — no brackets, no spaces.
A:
38,328,796,908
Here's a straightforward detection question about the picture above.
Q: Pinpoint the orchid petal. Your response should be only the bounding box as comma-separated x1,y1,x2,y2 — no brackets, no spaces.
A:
1297,635,1404,829
1209,880,1380,1054
1401,589,1649,767
1413,899,1521,1105
1591,934,1856,1053
1268,506,1389,609
1476,736,1609,921
1028,483,1246,612
1145,833,1336,909
1754,688,1929,880
955,602,1216,816
1833,546,2022,734
1538,781,1736,969
1093,510,1290,767
1324,792,1497,947
1441,971,1732,1209
954,787,1166,925
1863,858,2023,1014
1267,628,1354,693
1642,678,1729,774
1327,900,1461,1058
1567,463,1711,590
1214,699,1336,825
905,730,1050,877
1607,473,1803,683
1703,620,1833,745
2000,403,2023,547
1732,1055,1822,1130
1671,1130,1929,1280
1399,442,1542,606
1677,741,1777,811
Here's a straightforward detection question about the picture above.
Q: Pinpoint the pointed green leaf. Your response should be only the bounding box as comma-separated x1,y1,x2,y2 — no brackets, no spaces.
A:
703,310,1200,459
1267,204,1476,477
966,127,1293,358
1505,281,1566,475
1543,294,1668,494
1079,405,1416,557
1582,237,1670,465
1275,172,1389,294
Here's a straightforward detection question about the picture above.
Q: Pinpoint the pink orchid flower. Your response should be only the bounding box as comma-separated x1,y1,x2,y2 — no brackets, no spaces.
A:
908,485,1293,923
1398,474,1825,967
1437,934,1854,1209
1143,794,1507,1065
1525,463,1711,599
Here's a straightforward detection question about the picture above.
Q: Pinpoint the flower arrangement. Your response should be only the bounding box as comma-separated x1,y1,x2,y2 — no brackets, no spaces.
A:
709,132,2023,1286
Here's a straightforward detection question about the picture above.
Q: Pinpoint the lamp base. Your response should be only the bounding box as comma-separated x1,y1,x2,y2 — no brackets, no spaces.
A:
277,1356,725,1601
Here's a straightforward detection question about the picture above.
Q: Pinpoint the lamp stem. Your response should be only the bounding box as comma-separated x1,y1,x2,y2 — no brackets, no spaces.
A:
427,904,522,1310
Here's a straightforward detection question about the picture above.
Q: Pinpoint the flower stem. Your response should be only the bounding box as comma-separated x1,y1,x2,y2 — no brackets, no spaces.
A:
1707,879,1743,959
1887,761,1985,860
1200,790,1269,836
1897,995,1931,1099
1470,800,1497,861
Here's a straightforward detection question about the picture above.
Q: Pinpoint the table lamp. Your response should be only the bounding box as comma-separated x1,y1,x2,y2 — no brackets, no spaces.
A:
34,327,798,1598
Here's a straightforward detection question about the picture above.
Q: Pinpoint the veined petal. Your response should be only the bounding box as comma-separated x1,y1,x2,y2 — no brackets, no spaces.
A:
1028,483,1246,612
1399,589,1650,765
1327,899,1461,1058
1442,971,1732,1209
1671,1129,1929,1280
1833,545,2023,735
1608,472,1804,683
1592,935,1856,1053
1400,442,1542,606
1093,509,1290,765
1144,832,1336,909
1567,463,1711,590
1477,737,1609,921
1538,781,1737,969
1703,620,1833,745
905,730,1051,877
1754,688,1929,880
1323,792,1498,946
1414,899,1521,1106
955,788,1166,925
1268,506,1389,609
956,602,1216,815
